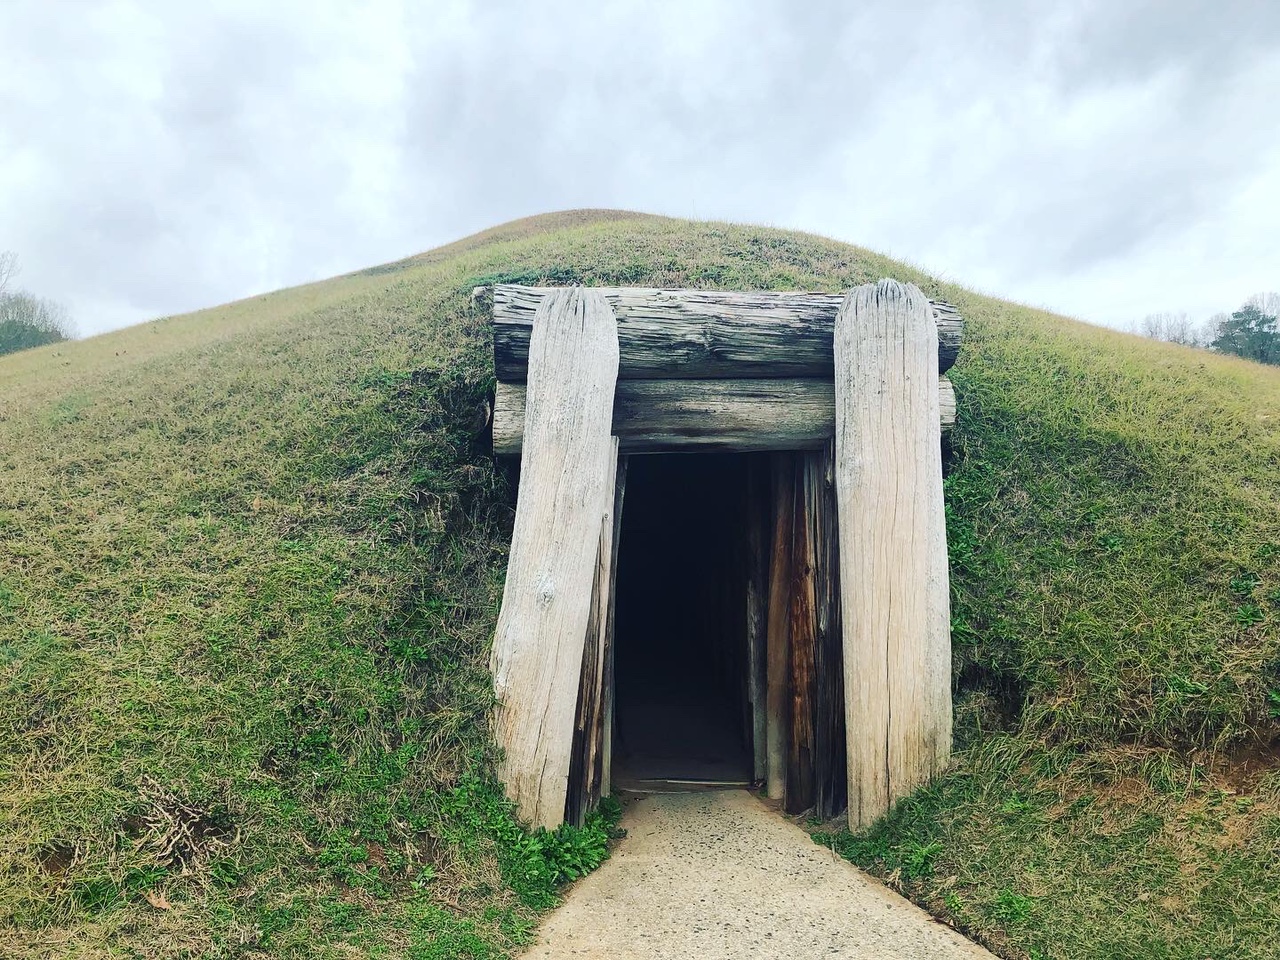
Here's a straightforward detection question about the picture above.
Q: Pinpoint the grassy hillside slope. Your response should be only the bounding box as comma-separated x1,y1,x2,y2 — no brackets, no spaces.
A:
2,210,1278,959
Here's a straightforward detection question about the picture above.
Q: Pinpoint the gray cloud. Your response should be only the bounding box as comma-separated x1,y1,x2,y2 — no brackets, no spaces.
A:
1052,0,1280,93
1,0,1277,336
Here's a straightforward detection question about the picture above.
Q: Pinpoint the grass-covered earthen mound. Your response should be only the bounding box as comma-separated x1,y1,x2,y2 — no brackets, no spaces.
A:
2,210,1277,959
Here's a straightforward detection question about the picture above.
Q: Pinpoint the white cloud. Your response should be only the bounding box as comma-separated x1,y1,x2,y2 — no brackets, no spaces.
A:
0,0,1276,335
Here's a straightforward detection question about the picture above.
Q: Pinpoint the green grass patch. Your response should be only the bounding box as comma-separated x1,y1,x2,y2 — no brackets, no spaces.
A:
2,209,1279,957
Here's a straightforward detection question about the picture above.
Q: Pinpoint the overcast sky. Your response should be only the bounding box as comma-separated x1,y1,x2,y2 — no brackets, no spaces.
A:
1,0,1277,337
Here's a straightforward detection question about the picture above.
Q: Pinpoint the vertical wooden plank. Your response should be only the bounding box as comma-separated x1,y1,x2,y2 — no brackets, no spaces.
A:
765,454,794,801
566,438,620,827
812,439,847,820
786,454,818,814
834,279,952,830
600,456,627,801
490,288,620,830
745,456,769,783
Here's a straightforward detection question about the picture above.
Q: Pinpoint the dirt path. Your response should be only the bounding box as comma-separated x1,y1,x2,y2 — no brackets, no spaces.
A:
522,790,994,959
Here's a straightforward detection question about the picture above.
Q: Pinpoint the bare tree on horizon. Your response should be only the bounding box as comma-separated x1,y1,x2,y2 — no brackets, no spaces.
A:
1136,311,1205,346
1246,291,1280,319
0,250,16,297
0,250,77,356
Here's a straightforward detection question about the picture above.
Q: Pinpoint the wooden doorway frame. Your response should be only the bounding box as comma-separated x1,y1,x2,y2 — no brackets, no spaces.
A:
481,280,960,830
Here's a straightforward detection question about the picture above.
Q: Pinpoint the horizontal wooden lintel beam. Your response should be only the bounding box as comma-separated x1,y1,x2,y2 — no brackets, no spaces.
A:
483,284,963,381
493,377,955,456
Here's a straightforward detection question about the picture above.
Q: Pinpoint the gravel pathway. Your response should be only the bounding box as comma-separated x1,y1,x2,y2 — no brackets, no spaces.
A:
522,790,995,959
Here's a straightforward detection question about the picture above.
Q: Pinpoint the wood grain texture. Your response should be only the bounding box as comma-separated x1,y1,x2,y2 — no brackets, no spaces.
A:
765,455,794,802
834,279,953,830
490,284,963,379
600,457,627,801
746,458,770,783
493,377,955,455
786,453,818,815
566,439,621,827
490,288,620,830
810,441,847,820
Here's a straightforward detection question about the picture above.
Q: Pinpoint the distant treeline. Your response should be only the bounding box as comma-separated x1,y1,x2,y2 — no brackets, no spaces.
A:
0,251,75,358
1133,292,1280,365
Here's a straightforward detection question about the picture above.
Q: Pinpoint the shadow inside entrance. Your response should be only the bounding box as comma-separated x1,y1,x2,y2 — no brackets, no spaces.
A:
611,453,755,791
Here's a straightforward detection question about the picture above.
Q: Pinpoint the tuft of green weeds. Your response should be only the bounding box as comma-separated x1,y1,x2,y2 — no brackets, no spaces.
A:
438,777,622,910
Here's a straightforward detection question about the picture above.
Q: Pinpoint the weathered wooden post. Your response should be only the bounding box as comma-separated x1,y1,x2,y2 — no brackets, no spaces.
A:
764,457,794,800
566,446,625,826
834,279,952,829
490,287,620,830
486,281,960,828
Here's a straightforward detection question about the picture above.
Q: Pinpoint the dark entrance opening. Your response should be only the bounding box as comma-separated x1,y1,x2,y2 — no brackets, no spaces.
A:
612,453,755,789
